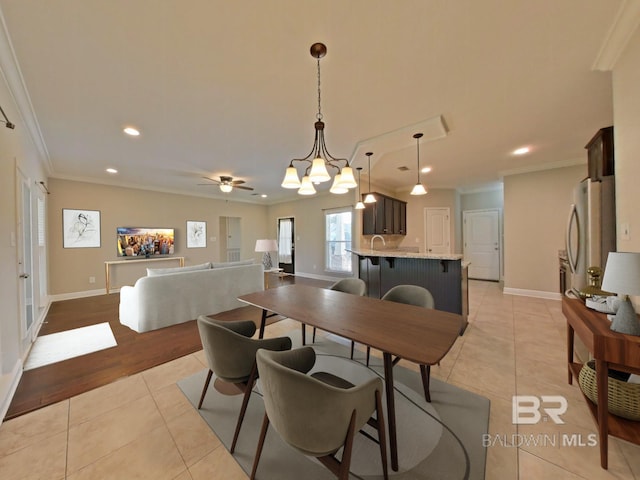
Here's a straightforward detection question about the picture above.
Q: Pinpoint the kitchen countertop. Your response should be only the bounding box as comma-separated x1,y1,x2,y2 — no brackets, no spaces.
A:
348,248,464,261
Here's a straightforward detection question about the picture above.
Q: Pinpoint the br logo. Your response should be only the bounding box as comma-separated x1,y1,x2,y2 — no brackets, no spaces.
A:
512,395,568,424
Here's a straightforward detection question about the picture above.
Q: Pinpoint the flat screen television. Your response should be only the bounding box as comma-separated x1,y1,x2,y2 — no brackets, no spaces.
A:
117,227,175,258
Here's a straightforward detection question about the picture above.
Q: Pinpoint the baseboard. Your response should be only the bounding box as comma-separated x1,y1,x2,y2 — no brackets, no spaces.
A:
503,287,562,301
49,287,112,302
0,359,23,424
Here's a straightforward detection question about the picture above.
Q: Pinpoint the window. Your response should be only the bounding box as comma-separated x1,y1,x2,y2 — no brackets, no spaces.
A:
325,208,352,273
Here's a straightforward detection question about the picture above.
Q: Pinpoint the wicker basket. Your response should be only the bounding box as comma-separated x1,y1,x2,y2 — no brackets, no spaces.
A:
578,361,640,421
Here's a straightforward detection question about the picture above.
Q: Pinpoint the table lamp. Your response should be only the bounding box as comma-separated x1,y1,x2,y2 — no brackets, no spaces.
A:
255,239,278,270
601,251,640,336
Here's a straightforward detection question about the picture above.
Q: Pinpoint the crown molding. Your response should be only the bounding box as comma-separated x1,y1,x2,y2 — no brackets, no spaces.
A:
592,0,640,71
0,7,51,171
498,157,585,179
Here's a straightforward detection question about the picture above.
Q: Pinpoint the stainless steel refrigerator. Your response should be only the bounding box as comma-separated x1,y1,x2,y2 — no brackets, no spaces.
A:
565,176,616,296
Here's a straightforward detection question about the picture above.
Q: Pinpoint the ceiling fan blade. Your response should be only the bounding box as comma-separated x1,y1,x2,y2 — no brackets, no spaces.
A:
231,180,246,185
235,185,254,191
201,176,220,184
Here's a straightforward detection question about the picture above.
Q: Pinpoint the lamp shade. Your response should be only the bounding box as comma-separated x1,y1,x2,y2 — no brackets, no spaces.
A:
255,239,278,253
601,252,640,296
329,174,348,194
298,175,316,195
336,166,357,188
309,157,331,183
281,167,301,188
410,183,427,196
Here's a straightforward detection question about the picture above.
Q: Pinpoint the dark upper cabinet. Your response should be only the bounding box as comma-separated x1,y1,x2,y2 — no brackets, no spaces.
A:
361,192,407,235
586,126,614,181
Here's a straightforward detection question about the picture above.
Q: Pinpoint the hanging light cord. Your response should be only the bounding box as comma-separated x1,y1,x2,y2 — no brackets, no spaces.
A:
316,56,322,121
416,136,421,183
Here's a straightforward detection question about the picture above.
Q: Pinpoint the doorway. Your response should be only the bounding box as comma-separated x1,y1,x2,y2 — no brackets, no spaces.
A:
16,168,35,340
278,217,295,274
219,216,242,262
463,209,501,281
424,207,451,254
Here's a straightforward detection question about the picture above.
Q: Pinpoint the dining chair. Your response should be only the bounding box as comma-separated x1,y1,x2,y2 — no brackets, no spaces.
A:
377,284,435,402
250,346,388,480
302,278,366,359
196,316,292,453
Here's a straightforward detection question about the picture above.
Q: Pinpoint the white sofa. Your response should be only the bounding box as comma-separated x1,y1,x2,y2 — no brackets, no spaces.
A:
119,262,264,333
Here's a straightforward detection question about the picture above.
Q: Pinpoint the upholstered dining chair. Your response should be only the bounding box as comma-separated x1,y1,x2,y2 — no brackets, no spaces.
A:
196,316,292,453
302,278,366,358
377,284,435,402
250,346,388,480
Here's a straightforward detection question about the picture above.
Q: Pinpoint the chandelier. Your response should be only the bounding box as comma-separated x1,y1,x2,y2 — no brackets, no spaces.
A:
281,43,357,195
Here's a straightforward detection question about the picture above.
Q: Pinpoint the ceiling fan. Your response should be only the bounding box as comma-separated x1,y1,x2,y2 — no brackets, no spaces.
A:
198,175,254,193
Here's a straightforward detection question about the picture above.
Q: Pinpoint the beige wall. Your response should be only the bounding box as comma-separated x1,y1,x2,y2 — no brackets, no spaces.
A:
47,179,269,295
503,165,585,293
613,28,640,253
397,188,461,253
612,28,640,307
461,189,503,212
267,190,358,278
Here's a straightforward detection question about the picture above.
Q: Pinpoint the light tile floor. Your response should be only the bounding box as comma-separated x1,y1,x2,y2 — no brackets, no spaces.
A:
1,280,639,479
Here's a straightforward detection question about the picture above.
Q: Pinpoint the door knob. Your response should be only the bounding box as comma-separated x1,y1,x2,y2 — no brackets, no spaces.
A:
19,273,29,279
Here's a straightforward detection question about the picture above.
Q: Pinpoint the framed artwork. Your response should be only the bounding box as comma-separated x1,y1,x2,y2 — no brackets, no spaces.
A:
62,209,101,248
187,220,207,248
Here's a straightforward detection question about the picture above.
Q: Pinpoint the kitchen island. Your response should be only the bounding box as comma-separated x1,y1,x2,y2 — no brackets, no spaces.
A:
348,248,468,333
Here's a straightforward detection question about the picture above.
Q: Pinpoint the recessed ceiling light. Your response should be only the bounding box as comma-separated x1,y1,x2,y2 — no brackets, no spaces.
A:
106,168,118,174
123,126,140,136
513,146,530,155
261,194,268,198
421,166,432,174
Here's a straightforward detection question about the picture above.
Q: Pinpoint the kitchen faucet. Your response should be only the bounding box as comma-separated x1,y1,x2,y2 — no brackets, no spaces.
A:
370,235,386,250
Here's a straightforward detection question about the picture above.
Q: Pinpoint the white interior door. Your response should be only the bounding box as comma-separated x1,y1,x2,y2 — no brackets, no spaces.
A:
16,168,35,340
463,209,500,281
424,207,450,254
219,216,241,261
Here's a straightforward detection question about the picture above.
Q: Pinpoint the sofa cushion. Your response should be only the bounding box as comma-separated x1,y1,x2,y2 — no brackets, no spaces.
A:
147,262,211,276
211,259,255,268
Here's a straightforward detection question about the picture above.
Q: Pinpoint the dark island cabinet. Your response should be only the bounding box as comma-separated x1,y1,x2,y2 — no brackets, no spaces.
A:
362,192,407,235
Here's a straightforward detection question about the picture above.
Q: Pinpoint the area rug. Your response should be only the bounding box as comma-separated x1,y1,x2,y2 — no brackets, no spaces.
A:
24,322,117,370
178,332,489,479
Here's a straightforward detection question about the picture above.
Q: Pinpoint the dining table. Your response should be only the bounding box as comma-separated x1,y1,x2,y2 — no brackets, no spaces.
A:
238,283,463,471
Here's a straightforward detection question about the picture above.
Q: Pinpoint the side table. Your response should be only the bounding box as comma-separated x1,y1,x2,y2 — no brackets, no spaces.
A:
563,297,640,469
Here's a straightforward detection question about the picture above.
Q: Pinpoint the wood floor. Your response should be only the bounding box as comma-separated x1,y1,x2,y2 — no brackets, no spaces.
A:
5,274,332,420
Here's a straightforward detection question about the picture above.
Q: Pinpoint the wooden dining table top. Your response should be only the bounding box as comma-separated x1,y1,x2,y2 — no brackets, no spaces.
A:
238,284,463,366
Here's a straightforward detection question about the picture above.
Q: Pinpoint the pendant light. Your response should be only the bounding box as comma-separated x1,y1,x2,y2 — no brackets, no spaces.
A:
363,152,376,203
410,133,428,196
355,167,365,209
281,43,357,195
